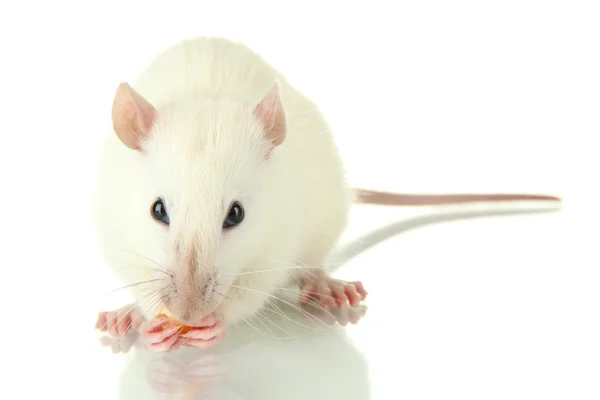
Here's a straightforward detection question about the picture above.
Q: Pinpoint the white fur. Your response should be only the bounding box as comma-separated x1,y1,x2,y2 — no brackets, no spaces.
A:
93,37,353,326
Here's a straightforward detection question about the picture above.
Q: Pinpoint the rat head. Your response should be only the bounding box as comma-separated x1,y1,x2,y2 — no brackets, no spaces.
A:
109,82,288,326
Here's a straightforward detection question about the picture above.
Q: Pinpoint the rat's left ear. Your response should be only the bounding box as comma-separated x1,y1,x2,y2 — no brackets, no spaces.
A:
253,81,286,153
111,82,157,151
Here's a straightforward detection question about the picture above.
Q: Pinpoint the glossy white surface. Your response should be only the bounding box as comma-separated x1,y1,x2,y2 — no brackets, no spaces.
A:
2,1,598,399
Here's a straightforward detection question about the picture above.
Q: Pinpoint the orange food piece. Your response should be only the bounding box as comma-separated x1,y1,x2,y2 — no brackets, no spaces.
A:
156,305,192,333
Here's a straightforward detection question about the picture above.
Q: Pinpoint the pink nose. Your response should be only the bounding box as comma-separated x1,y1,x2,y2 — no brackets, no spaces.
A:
163,296,208,325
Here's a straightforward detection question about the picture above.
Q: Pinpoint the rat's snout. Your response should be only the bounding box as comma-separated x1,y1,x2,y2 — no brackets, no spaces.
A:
166,243,218,325
166,270,217,325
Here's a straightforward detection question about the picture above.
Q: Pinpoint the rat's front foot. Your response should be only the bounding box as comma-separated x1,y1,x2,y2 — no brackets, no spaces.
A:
140,312,226,352
96,304,144,336
298,269,368,309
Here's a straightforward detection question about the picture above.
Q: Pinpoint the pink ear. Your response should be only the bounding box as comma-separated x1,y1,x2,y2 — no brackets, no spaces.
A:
253,82,286,151
111,82,157,151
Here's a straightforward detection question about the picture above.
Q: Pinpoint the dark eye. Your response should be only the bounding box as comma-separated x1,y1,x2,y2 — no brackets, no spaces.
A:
151,198,170,225
223,201,244,229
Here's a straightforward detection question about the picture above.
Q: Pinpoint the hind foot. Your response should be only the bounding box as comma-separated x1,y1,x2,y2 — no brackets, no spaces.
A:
298,269,368,309
95,304,144,336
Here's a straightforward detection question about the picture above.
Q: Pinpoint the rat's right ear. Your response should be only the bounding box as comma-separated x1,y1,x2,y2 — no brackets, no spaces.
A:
253,81,286,157
111,82,157,151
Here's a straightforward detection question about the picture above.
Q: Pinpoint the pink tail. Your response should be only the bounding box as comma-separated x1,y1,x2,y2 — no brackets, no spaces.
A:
354,189,562,206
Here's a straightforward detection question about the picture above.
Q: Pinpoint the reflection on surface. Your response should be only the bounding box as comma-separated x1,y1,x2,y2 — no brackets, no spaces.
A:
331,206,562,269
98,300,370,399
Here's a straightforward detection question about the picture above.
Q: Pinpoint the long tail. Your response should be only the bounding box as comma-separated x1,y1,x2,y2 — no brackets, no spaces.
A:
354,189,562,207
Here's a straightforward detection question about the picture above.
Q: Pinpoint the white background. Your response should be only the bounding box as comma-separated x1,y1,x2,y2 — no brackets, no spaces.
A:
1,1,599,399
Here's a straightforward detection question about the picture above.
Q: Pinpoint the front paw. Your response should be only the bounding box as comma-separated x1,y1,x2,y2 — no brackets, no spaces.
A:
139,313,226,352
298,269,368,309
95,305,144,336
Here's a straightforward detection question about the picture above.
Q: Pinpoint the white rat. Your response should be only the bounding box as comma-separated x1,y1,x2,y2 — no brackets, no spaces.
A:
93,37,561,343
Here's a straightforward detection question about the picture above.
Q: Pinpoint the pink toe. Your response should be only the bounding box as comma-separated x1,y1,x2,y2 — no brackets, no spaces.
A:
95,313,107,331
107,313,119,336
180,323,223,341
344,284,360,306
331,285,348,307
141,325,181,346
132,316,143,330
316,283,333,308
147,333,181,352
181,331,225,349
117,314,131,335
144,315,170,331
353,281,368,298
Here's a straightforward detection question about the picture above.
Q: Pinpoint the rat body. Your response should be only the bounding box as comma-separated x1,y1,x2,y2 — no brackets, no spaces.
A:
94,37,561,341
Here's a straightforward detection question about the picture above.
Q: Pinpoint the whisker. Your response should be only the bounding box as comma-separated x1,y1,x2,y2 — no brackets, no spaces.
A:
208,298,223,321
209,298,243,342
276,286,340,302
257,304,291,333
271,284,340,319
210,297,247,343
264,294,286,316
223,265,322,278
213,290,235,301
234,319,247,342
300,130,327,147
97,285,158,331
269,285,340,322
103,278,165,295
113,264,173,278
261,314,295,339
239,314,275,339
252,310,286,339
97,303,138,332
261,301,323,333
226,297,287,340
120,314,142,340
142,292,169,317
222,284,332,328
110,248,172,277
137,286,170,315
281,275,344,312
